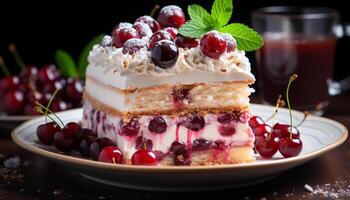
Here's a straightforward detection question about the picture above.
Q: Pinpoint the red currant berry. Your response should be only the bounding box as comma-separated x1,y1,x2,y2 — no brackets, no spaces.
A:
149,30,174,49
122,38,147,55
175,35,199,49
200,31,227,58
157,5,185,28
111,27,139,48
163,27,178,39
135,15,161,32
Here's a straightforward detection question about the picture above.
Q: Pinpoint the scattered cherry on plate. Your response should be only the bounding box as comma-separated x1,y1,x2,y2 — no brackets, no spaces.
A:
98,146,123,164
131,149,158,165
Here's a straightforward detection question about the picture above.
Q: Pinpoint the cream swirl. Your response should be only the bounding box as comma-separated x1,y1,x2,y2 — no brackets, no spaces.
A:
87,35,254,79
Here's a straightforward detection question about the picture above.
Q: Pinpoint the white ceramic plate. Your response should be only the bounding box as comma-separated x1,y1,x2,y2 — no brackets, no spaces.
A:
11,105,348,191
0,114,37,130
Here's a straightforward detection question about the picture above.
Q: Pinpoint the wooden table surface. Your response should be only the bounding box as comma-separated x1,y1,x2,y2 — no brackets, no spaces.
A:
0,93,349,200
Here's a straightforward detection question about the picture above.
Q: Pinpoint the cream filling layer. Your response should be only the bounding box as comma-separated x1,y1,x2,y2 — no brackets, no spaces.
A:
84,77,253,113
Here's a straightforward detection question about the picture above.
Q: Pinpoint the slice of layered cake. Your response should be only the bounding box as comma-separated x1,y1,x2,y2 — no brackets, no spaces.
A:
82,1,262,166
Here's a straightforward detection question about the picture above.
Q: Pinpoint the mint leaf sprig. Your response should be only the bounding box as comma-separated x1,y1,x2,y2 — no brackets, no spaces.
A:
179,0,263,51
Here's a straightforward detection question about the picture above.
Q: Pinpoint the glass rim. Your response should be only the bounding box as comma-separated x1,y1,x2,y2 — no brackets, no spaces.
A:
252,6,339,19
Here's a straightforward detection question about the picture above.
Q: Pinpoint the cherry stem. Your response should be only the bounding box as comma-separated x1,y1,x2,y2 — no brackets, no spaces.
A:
112,157,116,165
0,55,11,76
296,111,309,127
265,95,285,122
35,106,62,126
8,44,26,70
286,74,298,139
150,5,160,17
45,89,59,120
35,101,65,127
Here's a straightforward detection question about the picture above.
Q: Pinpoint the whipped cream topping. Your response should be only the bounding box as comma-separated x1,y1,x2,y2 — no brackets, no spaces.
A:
88,35,254,78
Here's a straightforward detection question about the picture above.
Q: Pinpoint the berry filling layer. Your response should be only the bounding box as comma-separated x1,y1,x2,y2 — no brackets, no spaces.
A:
82,102,255,165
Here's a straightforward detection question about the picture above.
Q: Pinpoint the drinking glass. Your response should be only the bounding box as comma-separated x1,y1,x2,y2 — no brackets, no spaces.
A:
252,7,350,114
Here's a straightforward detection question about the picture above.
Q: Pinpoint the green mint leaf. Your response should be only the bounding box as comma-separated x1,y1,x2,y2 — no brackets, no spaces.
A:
219,23,263,51
78,34,104,78
188,5,218,28
211,0,233,27
179,20,212,38
55,49,78,77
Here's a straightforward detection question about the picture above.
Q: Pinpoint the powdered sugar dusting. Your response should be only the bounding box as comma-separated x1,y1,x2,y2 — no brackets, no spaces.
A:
307,181,350,199
160,5,183,17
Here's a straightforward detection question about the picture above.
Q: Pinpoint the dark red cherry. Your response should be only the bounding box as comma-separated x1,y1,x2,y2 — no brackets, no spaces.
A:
98,146,123,164
50,100,68,112
151,40,179,69
278,138,303,158
200,31,227,58
173,148,191,166
255,136,279,158
111,27,139,48
122,38,147,55
163,27,178,39
248,116,265,129
36,122,61,144
64,78,83,102
218,124,236,136
135,136,153,150
169,141,185,153
3,91,24,114
149,30,174,49
26,91,43,104
223,33,237,53
119,118,140,136
157,5,186,28
192,138,211,151
253,124,272,137
78,128,97,157
175,35,199,49
214,140,226,150
20,65,38,82
148,116,167,133
53,124,80,153
89,137,116,160
37,64,60,84
42,80,63,94
217,113,234,124
0,76,20,94
135,15,161,32
23,103,37,115
271,123,300,139
133,22,153,38
131,149,158,165
183,114,205,132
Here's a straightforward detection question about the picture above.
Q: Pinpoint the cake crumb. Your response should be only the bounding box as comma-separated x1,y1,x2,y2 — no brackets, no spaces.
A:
304,184,314,193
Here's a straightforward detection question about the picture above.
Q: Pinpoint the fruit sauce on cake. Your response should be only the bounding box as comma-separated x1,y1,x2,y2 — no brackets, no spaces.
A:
81,0,264,166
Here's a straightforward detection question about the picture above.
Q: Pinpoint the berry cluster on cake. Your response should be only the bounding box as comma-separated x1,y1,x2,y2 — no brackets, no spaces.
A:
82,1,263,166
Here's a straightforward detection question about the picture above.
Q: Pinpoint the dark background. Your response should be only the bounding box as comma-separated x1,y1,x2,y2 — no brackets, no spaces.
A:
1,0,349,80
